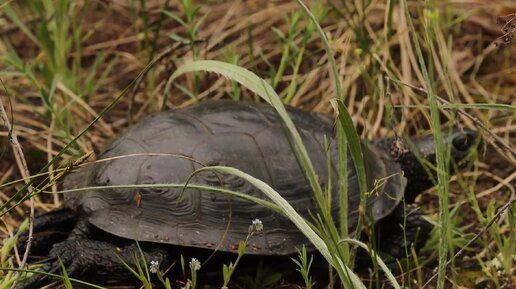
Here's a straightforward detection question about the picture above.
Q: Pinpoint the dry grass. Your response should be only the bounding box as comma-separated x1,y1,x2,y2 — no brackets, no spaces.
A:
0,0,515,288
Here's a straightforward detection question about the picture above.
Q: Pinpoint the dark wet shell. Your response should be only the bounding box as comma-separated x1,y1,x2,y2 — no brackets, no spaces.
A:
63,101,405,255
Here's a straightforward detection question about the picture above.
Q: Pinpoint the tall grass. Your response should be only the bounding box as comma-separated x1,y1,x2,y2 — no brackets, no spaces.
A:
401,1,457,288
0,44,187,219
295,0,369,269
1,1,117,140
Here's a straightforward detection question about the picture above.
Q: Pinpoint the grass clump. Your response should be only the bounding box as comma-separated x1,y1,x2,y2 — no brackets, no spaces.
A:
400,1,454,288
292,246,314,289
2,1,118,144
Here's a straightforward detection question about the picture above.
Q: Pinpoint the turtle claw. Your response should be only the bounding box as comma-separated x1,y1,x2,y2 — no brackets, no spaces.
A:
18,244,88,289
17,256,71,289
16,208,78,256
18,226,173,288
17,224,90,289
17,274,51,289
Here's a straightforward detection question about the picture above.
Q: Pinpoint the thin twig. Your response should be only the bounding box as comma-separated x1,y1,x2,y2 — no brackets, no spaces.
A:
421,199,515,289
387,77,516,158
0,80,35,289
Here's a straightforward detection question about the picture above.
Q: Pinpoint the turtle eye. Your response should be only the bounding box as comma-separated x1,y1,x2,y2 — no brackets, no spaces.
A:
451,131,478,152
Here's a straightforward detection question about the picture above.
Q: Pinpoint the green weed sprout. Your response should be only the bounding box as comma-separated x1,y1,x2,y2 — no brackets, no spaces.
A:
292,246,314,289
222,219,264,288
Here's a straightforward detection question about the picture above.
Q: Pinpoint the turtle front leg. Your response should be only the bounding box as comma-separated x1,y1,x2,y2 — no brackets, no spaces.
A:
376,204,432,259
19,219,172,289
17,207,79,256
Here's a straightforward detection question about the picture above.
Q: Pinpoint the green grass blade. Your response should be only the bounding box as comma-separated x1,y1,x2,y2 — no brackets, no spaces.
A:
168,60,326,209
334,100,368,233
392,103,515,111
295,1,369,265
339,239,401,289
168,61,353,266
187,165,368,289
2,5,40,45
0,267,107,289
54,183,283,214
168,59,377,287
59,259,73,289
401,1,451,289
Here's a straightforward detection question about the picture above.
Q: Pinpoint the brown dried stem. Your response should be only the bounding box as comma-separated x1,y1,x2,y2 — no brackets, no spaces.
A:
0,83,35,289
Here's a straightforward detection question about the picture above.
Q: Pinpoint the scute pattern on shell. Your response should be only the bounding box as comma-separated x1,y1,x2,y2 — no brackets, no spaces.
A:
63,100,405,255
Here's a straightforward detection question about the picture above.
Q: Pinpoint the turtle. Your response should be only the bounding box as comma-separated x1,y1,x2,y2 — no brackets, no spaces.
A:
16,100,479,288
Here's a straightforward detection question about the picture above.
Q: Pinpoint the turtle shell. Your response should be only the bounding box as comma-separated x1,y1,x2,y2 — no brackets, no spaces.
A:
63,100,406,255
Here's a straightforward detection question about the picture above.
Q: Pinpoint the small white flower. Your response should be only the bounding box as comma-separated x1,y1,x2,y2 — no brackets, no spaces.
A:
149,260,159,274
249,218,263,233
189,257,201,271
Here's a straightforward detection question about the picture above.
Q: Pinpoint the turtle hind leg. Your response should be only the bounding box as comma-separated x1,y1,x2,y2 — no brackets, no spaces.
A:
16,207,79,256
19,219,172,289
376,204,432,260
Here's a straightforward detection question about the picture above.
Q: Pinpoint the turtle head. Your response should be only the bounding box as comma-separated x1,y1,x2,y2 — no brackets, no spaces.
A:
404,130,479,165
387,130,480,201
